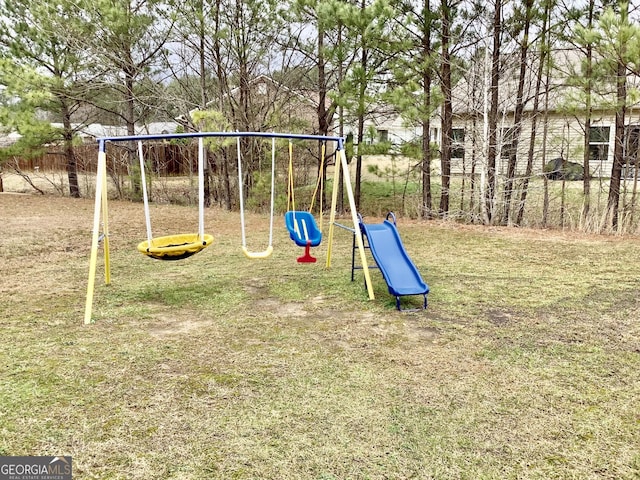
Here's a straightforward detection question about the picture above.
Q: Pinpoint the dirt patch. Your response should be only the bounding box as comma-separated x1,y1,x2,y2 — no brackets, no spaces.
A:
485,309,515,326
149,316,210,337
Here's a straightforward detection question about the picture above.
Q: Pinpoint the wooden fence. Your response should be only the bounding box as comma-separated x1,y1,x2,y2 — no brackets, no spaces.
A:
11,142,201,176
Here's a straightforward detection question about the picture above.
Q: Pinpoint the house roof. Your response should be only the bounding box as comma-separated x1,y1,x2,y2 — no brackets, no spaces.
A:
226,74,316,104
51,122,179,139
0,131,22,148
0,122,179,148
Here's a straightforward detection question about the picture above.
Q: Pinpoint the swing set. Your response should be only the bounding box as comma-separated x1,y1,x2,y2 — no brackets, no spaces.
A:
84,131,375,324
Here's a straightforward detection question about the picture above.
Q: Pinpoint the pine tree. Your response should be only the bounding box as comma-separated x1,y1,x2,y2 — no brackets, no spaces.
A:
596,2,639,230
0,0,95,198
81,0,173,196
387,0,439,218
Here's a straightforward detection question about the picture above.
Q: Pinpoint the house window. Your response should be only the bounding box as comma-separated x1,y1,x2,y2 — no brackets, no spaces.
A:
451,128,465,159
378,129,389,143
430,128,439,143
257,82,267,95
589,126,610,163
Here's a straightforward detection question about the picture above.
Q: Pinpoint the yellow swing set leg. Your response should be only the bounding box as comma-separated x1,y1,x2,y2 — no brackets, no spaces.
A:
84,147,111,325
326,146,375,301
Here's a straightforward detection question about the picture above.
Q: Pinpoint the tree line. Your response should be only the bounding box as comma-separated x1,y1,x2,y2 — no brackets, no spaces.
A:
1,0,640,231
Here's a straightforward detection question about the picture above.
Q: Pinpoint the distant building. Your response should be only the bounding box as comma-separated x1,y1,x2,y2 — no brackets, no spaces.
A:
360,49,640,179
449,49,640,178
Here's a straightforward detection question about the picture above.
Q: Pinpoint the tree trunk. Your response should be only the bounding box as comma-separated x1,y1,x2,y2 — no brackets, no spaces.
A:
355,111,364,211
420,0,433,218
125,74,135,134
198,0,212,208
516,0,548,226
61,99,80,198
502,0,532,224
222,148,232,210
355,42,368,211
439,0,452,217
469,56,481,219
630,149,640,227
317,28,329,138
607,58,626,230
540,7,553,227
337,24,345,214
470,120,477,218
353,0,369,212
582,91,592,224
421,116,433,217
582,0,595,225
213,0,232,210
124,57,139,195
485,0,501,224
317,21,337,215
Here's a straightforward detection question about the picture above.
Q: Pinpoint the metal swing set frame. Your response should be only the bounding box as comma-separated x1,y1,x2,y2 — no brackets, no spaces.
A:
84,131,375,324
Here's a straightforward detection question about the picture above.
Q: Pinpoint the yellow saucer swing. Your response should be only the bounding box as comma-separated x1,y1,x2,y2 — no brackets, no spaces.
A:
136,137,213,260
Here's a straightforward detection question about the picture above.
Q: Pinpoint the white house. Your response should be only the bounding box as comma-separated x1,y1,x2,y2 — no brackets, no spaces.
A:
360,48,640,179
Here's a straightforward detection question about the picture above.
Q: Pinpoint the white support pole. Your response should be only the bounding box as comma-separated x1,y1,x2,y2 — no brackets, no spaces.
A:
198,137,205,240
237,137,247,248
268,138,275,247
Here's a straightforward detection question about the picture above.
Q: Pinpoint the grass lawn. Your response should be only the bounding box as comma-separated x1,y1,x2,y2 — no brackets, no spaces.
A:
1,193,639,479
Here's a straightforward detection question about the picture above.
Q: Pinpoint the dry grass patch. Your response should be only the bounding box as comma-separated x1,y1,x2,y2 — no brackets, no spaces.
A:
1,193,639,479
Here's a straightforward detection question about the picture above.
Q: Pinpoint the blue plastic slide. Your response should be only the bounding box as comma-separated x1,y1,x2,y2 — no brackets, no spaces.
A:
359,214,429,310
